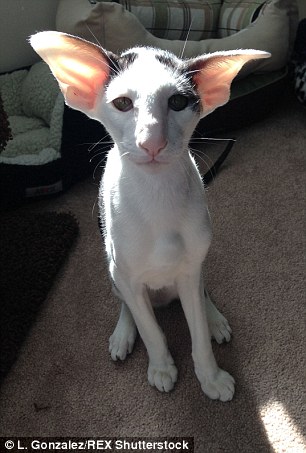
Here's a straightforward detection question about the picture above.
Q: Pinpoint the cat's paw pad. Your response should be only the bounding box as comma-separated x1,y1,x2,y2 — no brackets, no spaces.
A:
148,362,178,392
109,326,137,361
196,368,235,402
208,311,232,344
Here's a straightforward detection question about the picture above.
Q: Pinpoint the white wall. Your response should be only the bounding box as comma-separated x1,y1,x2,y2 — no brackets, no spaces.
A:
297,0,306,19
0,0,60,73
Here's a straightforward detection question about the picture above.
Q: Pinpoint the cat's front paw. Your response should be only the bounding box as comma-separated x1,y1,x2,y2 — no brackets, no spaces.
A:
208,311,232,344
206,302,232,344
148,361,178,392
109,325,137,361
196,367,235,402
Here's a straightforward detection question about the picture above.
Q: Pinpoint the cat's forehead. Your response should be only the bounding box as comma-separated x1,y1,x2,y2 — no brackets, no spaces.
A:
107,47,185,98
120,46,181,70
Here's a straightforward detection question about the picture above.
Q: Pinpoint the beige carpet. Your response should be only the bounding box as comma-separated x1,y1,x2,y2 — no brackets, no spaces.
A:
0,88,305,452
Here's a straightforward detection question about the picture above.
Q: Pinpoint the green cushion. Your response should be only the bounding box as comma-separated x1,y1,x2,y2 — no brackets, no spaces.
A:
97,0,222,40
218,0,265,38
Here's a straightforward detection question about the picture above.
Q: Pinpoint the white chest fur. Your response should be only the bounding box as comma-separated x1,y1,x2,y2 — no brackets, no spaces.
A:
101,145,212,292
138,231,186,290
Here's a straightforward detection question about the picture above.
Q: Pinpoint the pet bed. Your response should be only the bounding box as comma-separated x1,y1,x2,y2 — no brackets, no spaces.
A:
57,0,298,128
291,19,306,106
57,0,298,73
0,62,106,209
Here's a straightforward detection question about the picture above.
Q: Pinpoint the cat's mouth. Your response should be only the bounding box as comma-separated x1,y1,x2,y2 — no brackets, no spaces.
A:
130,155,170,166
137,159,169,167
124,150,171,167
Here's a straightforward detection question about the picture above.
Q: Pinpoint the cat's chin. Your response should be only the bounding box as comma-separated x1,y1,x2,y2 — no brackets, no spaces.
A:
139,160,169,166
137,162,170,173
130,156,171,168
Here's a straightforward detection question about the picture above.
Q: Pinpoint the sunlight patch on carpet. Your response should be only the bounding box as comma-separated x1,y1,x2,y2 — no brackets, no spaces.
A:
260,400,306,453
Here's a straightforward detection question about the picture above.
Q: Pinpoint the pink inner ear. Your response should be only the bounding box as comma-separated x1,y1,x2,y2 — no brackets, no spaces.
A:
192,59,239,114
194,75,231,111
57,57,111,111
30,32,111,113
52,49,111,112
190,51,270,116
65,86,95,110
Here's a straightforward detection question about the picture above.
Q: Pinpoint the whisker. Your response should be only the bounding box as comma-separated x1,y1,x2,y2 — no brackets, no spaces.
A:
120,151,130,160
88,142,114,152
190,137,236,144
180,18,193,59
189,136,236,184
75,133,114,157
89,150,108,163
87,53,121,77
81,27,121,77
172,149,197,189
91,194,98,220
89,141,114,146
186,69,201,76
88,136,113,152
93,157,106,180
189,147,216,184
85,23,102,48
190,146,214,167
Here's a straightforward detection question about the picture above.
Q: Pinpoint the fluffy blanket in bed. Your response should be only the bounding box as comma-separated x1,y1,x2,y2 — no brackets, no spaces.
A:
0,62,64,165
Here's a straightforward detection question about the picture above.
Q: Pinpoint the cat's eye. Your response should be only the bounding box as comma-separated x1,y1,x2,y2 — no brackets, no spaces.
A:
168,94,189,111
112,97,133,112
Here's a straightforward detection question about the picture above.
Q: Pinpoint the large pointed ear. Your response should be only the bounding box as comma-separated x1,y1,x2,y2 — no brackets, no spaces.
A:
30,31,116,114
188,50,271,117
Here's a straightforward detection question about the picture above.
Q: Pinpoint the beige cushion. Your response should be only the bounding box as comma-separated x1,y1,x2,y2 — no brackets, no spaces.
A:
56,0,298,75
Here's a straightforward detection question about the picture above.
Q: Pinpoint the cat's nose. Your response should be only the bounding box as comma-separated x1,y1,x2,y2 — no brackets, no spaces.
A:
138,137,167,157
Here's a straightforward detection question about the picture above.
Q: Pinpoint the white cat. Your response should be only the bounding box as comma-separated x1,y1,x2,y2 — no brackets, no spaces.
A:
30,32,269,401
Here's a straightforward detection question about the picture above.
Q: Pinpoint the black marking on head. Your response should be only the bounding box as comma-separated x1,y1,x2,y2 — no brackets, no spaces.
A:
172,62,201,113
101,49,121,79
186,92,201,113
100,49,138,83
179,61,204,113
99,49,138,89
155,51,179,71
104,46,202,113
117,50,138,70
154,50,201,113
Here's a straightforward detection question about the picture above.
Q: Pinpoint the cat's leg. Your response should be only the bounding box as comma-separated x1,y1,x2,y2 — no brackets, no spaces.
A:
204,288,232,344
109,301,137,361
112,273,177,392
177,271,235,401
